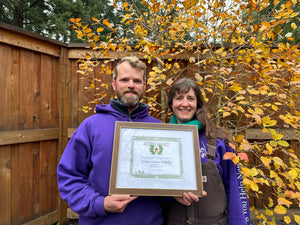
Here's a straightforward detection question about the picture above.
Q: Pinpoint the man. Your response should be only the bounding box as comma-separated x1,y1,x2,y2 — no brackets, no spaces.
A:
57,57,163,225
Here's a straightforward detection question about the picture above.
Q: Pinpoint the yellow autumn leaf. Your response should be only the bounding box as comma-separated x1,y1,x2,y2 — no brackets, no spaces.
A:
250,181,259,192
295,215,300,224
251,167,259,176
279,94,287,99
241,167,252,177
278,140,290,147
290,12,299,18
284,215,291,224
261,156,271,169
103,19,113,28
230,85,243,92
202,49,210,54
268,197,274,207
232,155,240,164
160,74,166,81
278,197,292,207
270,170,277,178
247,89,260,95
223,111,231,118
270,140,278,147
265,208,273,216
263,116,270,123
272,104,278,111
97,27,104,32
274,205,287,214
272,133,283,140
285,0,292,8
288,169,298,179
235,134,244,142
85,54,91,60
268,120,277,126
273,156,285,169
254,107,264,115
221,51,227,57
206,88,213,93
101,83,109,89
165,63,172,70
266,143,273,154
215,47,224,54
174,62,180,69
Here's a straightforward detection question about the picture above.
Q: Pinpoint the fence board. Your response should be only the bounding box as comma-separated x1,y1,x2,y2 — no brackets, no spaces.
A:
39,141,50,215
0,145,11,225
10,48,21,130
32,143,41,218
57,47,71,224
11,144,20,225
49,141,58,210
0,44,10,130
70,60,79,127
41,54,52,128
19,143,34,223
32,52,41,129
39,141,59,215
50,58,58,127
19,50,34,129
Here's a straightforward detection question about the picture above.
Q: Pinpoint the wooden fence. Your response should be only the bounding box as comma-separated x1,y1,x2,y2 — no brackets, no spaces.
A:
0,22,299,225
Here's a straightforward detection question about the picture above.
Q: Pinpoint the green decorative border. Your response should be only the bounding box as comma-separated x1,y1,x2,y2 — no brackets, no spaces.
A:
130,136,183,179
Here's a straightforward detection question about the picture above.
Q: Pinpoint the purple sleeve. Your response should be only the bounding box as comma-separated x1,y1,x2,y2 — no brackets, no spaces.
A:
57,122,107,217
217,140,251,225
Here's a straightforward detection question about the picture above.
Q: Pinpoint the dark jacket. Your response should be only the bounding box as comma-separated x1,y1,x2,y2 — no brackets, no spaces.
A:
164,131,250,225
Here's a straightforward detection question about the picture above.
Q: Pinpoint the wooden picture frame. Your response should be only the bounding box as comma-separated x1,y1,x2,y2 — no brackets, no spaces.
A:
109,121,203,197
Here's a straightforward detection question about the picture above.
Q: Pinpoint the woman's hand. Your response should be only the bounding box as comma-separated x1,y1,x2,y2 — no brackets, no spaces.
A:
175,191,207,206
104,195,138,213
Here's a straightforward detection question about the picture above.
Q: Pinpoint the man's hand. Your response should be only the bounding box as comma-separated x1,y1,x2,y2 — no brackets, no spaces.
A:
175,191,207,206
104,195,138,213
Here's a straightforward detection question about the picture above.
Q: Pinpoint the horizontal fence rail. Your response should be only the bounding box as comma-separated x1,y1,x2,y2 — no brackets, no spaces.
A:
0,128,59,146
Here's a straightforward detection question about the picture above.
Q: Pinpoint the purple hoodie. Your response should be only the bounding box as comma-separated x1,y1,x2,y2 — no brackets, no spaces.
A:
199,131,250,225
57,100,163,225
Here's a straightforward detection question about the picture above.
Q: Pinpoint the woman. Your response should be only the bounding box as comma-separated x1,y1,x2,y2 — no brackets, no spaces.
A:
165,78,250,225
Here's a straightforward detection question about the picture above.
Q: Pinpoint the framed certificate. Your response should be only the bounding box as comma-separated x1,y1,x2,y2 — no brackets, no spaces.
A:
109,121,203,197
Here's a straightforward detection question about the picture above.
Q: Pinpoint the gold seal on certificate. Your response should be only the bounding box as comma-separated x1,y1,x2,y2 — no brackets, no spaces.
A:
109,121,203,197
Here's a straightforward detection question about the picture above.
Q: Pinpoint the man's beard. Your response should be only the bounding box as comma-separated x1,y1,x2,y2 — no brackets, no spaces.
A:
117,90,143,109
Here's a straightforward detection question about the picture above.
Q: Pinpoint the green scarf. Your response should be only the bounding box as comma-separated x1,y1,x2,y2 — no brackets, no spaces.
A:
169,114,202,130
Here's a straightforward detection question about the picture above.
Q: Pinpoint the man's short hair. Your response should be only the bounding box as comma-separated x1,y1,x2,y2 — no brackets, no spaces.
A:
113,57,146,81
